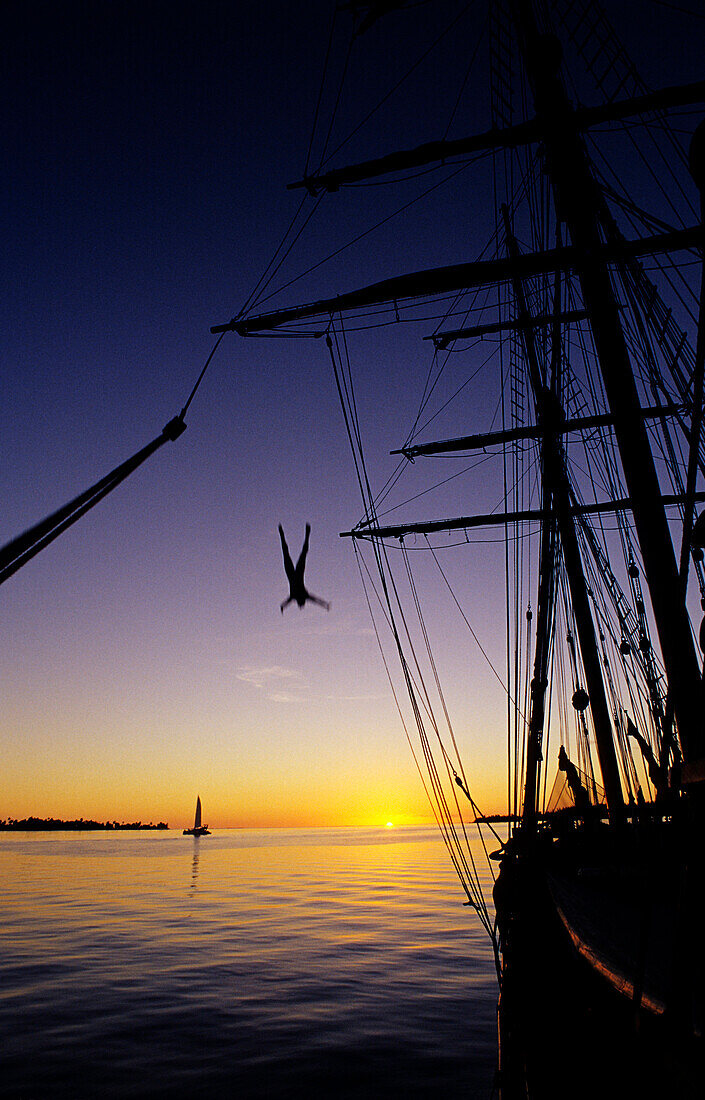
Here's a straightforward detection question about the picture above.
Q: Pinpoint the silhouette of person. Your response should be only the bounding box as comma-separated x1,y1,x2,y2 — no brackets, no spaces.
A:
279,523,330,613
558,745,591,813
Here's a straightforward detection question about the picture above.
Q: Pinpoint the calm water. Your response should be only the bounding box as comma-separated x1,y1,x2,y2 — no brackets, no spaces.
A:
0,827,499,1098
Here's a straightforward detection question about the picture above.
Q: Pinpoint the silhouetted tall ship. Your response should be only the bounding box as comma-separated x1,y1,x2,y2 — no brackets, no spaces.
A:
210,2,705,1095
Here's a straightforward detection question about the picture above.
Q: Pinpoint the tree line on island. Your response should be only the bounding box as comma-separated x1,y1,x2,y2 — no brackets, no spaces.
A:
0,817,169,831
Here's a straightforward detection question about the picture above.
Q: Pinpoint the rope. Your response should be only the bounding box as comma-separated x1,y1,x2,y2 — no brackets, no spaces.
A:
318,3,475,173
303,6,338,178
180,332,227,419
328,317,498,941
0,324,230,587
0,416,186,587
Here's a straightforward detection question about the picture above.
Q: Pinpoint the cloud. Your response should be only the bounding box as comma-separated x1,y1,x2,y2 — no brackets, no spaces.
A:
236,666,301,690
235,666,382,706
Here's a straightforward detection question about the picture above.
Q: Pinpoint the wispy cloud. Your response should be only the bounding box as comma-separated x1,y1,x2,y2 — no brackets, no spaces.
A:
236,665,383,706
236,666,301,690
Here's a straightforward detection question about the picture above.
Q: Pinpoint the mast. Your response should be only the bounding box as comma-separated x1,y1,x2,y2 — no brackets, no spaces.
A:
219,0,705,787
501,207,623,818
509,0,705,765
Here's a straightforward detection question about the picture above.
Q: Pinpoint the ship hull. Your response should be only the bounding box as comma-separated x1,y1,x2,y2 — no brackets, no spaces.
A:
495,816,704,1099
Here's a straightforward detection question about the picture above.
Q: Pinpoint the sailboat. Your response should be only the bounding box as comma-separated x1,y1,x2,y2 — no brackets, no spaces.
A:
183,795,210,837
210,2,705,1095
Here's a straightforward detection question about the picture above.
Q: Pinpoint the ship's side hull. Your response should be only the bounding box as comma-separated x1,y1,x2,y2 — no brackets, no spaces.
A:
495,818,704,1099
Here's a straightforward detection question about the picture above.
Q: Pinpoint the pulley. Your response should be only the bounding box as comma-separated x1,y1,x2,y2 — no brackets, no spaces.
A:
572,688,590,712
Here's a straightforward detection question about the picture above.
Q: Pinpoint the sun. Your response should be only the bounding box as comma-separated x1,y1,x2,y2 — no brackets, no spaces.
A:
385,821,394,828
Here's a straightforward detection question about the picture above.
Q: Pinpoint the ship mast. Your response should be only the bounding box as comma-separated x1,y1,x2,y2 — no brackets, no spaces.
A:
216,2,705,791
509,0,704,767
501,206,624,817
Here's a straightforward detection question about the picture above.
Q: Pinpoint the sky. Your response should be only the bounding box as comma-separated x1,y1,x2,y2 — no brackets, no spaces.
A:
1,0,703,829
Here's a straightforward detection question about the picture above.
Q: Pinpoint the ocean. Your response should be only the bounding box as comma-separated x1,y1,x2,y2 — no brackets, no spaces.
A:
0,826,500,1098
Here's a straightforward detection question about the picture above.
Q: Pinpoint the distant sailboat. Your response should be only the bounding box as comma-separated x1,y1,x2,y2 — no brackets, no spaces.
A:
183,795,210,836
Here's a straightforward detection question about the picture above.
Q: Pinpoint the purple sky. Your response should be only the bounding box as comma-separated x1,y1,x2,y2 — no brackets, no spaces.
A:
1,0,702,826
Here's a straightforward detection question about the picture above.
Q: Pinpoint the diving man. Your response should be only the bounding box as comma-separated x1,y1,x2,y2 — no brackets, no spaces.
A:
279,524,330,613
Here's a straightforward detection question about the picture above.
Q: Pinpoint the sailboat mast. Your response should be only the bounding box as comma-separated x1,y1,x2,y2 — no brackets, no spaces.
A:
509,0,704,765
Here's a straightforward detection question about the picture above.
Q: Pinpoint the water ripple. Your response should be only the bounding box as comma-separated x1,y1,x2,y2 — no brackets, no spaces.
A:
0,826,499,1098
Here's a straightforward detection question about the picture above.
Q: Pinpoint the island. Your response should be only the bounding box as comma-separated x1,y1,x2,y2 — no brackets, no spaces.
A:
0,817,169,831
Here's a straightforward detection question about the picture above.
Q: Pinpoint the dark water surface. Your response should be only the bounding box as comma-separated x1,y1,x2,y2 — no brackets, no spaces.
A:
0,827,499,1098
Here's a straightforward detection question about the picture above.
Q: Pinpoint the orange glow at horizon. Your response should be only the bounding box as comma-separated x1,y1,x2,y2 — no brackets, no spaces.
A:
2,736,508,829
1,693,507,828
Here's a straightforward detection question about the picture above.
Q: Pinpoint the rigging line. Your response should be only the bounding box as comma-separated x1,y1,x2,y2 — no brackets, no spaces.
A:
331,323,424,575
357,538,480,754
370,454,496,524
621,281,695,501
677,192,705,602
319,1,474,172
420,158,545,354
346,163,479,187
315,16,355,174
360,498,490,913
406,282,498,449
427,538,522,714
400,546,490,906
242,193,325,317
331,322,362,463
328,272,493,925
365,151,541,451
304,5,338,178
337,315,367,476
327,333,369,513
497,232,513,824
364,458,412,520
401,545,464,773
564,20,695,215
620,262,700,406
236,193,309,319
328,318,411,522
409,342,503,444
600,179,683,237
390,577,490,918
405,347,447,450
245,156,482,316
180,332,227,419
441,6,489,141
0,315,227,585
332,316,392,530
619,277,696,496
393,555,448,751
333,316,410,527
419,304,503,432
400,546,502,869
264,303,486,338
651,0,705,17
593,586,656,762
590,112,695,227
352,544,452,835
